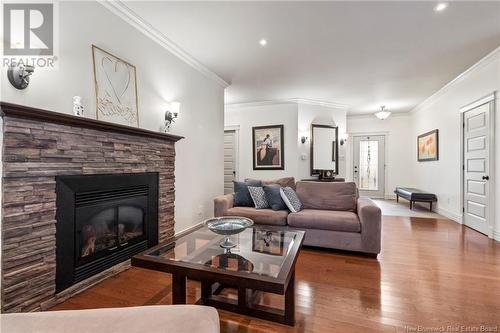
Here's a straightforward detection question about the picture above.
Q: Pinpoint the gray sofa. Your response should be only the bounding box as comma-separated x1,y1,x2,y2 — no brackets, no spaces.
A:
214,180,381,255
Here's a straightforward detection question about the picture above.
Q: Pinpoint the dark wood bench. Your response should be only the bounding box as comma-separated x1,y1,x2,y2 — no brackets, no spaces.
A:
394,187,437,211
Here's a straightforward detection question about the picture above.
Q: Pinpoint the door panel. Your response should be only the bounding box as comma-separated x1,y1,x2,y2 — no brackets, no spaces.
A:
223,131,237,194
467,158,486,172
353,135,385,198
466,136,486,151
463,102,490,235
467,201,486,218
467,180,486,196
466,112,486,130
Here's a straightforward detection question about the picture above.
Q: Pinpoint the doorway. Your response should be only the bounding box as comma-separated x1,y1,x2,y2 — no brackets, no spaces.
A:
353,135,386,198
461,94,495,236
224,129,238,194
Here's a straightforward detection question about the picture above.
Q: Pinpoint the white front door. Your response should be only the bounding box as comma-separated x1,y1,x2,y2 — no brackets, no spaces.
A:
463,102,491,235
224,130,237,194
353,135,386,198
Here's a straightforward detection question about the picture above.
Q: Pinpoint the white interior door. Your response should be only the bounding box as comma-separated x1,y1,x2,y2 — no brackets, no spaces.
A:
353,135,386,198
224,130,237,194
463,102,491,235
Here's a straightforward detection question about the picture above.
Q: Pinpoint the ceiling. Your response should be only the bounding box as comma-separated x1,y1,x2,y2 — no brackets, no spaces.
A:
125,1,500,114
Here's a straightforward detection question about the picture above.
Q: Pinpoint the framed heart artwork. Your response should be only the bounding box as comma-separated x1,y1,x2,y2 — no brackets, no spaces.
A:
92,45,139,127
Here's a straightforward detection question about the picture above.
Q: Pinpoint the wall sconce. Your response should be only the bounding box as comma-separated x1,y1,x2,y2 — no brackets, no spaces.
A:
339,133,348,146
163,101,181,132
301,136,308,144
7,63,35,90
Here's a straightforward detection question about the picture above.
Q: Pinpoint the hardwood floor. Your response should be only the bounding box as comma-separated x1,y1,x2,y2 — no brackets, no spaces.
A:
51,216,500,332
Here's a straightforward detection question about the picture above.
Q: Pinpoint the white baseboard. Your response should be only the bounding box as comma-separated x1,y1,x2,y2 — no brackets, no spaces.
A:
493,230,500,242
435,207,462,223
384,193,396,200
175,222,203,237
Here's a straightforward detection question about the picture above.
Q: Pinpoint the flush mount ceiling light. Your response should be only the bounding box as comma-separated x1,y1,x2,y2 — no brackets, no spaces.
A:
434,2,448,12
259,39,268,47
374,106,391,120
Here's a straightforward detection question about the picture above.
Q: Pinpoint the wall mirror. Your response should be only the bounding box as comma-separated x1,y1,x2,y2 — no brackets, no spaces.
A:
311,124,338,175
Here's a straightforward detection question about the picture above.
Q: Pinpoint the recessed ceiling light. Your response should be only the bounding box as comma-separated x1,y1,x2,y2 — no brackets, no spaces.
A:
259,39,268,47
434,2,448,12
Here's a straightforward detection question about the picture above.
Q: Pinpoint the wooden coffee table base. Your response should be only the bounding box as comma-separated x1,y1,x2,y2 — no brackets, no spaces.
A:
132,225,304,327
172,272,296,326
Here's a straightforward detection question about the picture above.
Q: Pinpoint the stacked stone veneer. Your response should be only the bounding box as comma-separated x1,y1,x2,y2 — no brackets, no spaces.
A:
1,115,177,313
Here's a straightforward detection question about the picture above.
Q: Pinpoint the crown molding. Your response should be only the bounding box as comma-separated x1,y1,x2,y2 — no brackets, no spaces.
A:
225,98,349,110
225,99,296,110
410,46,500,115
98,0,230,88
290,98,350,109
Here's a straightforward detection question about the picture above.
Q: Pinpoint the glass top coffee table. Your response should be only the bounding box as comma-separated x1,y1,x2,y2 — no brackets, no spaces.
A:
132,223,305,326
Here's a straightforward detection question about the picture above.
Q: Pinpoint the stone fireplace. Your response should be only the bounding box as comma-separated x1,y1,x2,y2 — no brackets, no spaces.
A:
0,102,183,312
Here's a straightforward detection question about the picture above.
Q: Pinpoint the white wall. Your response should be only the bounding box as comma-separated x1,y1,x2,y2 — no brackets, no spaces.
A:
409,48,500,238
297,104,347,180
346,113,414,198
0,1,225,234
225,102,347,182
225,103,299,180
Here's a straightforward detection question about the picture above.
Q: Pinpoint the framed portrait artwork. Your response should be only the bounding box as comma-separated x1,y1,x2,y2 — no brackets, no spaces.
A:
92,45,139,127
417,129,439,161
252,125,284,170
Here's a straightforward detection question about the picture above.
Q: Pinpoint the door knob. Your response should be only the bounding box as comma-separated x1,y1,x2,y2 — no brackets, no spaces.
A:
482,175,489,180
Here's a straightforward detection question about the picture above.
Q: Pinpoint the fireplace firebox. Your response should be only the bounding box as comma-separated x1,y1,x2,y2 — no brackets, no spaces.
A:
56,173,159,292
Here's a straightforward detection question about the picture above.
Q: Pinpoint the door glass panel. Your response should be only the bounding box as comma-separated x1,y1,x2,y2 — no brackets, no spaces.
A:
359,140,378,190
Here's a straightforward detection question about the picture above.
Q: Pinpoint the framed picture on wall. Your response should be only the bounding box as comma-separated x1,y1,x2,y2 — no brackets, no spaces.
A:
252,125,284,170
417,129,439,161
92,45,139,127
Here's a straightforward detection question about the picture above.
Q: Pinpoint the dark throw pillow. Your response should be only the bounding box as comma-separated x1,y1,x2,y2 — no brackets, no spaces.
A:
233,180,262,207
263,184,287,211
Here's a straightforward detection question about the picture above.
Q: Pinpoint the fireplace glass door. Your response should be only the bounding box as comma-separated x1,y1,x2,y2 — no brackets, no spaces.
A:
75,196,147,266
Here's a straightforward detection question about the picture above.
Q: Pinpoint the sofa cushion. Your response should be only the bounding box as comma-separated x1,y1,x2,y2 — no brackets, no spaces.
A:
224,207,288,226
0,305,220,333
246,177,296,190
233,180,262,207
287,209,361,233
296,181,357,212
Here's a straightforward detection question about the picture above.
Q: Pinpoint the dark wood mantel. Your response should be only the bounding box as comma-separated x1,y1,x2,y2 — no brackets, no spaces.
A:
0,102,184,142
